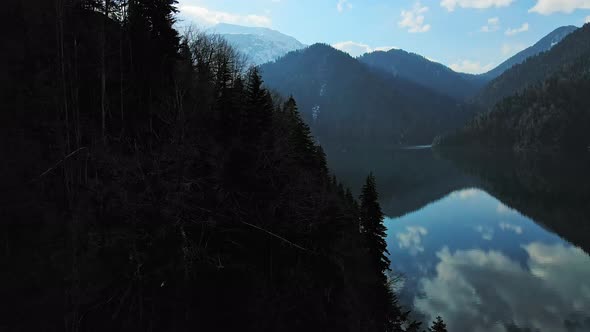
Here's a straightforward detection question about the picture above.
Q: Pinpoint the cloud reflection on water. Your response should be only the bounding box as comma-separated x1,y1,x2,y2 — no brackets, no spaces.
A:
414,243,590,332
396,226,429,255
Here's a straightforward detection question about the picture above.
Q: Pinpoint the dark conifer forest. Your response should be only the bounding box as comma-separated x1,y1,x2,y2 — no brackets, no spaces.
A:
0,0,428,331
5,0,589,331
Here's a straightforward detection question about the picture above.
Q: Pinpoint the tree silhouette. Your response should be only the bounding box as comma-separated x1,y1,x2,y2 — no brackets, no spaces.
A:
430,316,448,332
1,1,424,331
360,172,391,273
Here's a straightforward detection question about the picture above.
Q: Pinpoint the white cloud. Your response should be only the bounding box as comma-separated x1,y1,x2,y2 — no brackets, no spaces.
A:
450,60,495,74
441,0,514,12
332,41,397,57
586,15,590,23
505,23,530,36
337,0,353,13
496,202,518,214
475,225,494,240
529,0,590,15
456,188,480,200
399,2,431,33
374,46,398,52
481,17,500,32
488,17,500,25
180,5,272,27
396,226,428,255
414,244,590,332
499,222,523,234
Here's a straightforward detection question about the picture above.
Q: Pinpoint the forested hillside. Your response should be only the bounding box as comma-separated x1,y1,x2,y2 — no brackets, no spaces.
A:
0,0,426,331
476,24,590,108
261,44,475,148
435,55,590,151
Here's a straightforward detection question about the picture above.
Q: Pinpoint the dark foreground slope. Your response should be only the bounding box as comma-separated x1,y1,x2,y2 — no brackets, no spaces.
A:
0,1,418,331
261,44,474,148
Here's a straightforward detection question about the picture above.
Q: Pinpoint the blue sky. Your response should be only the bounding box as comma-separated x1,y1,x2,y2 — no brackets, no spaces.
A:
176,0,590,74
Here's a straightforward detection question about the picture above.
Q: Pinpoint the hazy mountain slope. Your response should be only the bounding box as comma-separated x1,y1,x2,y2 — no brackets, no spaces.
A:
260,44,474,148
359,49,486,100
357,26,577,101
480,25,578,80
209,23,305,65
476,24,590,108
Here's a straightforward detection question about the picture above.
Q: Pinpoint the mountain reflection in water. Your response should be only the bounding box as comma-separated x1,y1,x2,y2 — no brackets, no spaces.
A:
327,148,590,332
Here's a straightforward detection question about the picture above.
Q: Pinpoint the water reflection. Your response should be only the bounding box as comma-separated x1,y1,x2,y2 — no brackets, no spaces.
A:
386,188,590,331
416,243,590,332
326,147,590,331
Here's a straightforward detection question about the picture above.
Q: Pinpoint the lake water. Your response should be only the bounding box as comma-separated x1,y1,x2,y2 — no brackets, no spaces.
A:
327,147,590,332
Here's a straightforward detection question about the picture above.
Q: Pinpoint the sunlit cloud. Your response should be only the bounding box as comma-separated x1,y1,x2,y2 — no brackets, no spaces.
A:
499,222,523,234
441,0,514,12
458,188,480,199
332,41,397,57
399,2,431,33
414,244,590,332
337,0,353,13
481,17,500,32
179,5,272,27
505,23,530,36
475,225,494,240
396,226,429,255
450,60,495,74
496,202,517,214
529,0,590,15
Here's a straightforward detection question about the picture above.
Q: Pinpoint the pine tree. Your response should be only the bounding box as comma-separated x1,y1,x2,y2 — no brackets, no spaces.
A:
283,97,316,162
429,316,448,332
359,172,391,273
243,67,273,144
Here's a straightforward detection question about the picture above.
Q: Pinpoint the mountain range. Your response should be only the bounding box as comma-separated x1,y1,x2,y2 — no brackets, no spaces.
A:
356,26,577,101
215,22,585,151
260,44,474,148
436,24,590,151
212,22,577,102
476,24,589,108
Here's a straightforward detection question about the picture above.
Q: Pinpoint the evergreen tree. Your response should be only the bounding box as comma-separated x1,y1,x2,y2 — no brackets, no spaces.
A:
243,67,274,144
360,172,391,273
283,97,316,162
1,3,424,330
430,316,448,332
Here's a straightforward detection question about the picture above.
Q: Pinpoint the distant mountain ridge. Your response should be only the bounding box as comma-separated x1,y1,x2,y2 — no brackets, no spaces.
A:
476,24,590,108
480,25,578,80
208,23,306,65
436,24,590,151
260,43,475,148
357,25,577,101
359,49,486,100
209,23,576,103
